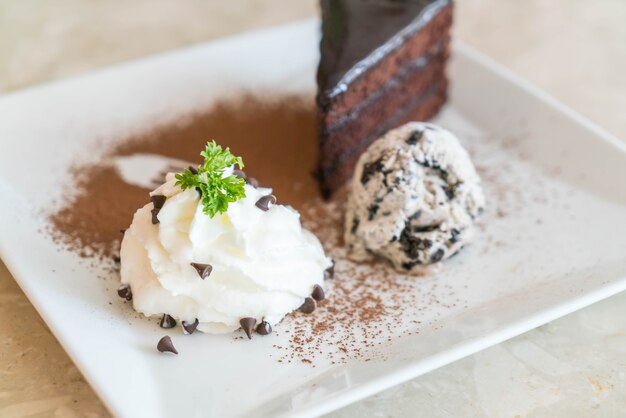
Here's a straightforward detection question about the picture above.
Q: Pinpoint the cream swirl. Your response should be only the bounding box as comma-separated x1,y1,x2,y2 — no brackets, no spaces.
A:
120,173,332,334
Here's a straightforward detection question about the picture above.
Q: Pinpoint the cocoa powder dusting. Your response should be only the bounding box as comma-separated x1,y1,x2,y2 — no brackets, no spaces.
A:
49,95,319,258
51,165,148,258
48,95,461,365
274,194,464,364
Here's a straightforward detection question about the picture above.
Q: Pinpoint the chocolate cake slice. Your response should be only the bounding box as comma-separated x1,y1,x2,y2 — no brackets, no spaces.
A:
316,0,453,197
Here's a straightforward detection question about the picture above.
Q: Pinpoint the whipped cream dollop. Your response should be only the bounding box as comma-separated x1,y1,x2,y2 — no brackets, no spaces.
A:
120,172,332,334
345,122,485,273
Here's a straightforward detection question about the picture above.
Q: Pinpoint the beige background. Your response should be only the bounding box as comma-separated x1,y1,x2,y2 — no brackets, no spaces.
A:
1,1,625,416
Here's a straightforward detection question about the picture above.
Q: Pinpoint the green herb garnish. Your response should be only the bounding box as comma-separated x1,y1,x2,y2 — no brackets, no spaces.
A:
175,141,246,217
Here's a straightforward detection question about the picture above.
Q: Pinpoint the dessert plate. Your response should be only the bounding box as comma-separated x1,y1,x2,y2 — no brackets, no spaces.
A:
1,19,626,418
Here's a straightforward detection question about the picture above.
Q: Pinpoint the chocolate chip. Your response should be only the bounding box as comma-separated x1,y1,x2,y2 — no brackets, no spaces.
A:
406,130,424,145
325,260,335,280
350,217,359,234
246,177,259,188
117,285,132,301
450,228,460,244
182,318,199,335
402,262,417,270
151,208,160,224
256,321,272,336
367,203,379,220
240,317,256,339
255,195,276,211
188,166,198,175
190,262,212,279
299,297,316,314
151,194,167,209
360,158,384,185
399,225,422,259
113,256,121,263
157,336,178,355
311,284,325,301
443,185,455,200
412,224,440,233
430,248,445,263
159,314,177,329
233,169,246,179
431,164,448,179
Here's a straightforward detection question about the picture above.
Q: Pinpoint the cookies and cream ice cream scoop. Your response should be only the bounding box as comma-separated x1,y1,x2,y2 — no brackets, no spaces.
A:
345,122,485,273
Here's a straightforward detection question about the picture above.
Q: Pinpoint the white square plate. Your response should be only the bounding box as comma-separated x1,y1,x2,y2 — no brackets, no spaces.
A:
1,19,625,418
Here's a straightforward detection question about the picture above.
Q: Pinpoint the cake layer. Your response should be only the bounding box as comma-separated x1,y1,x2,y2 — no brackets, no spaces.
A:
316,0,454,197
318,43,449,186
321,41,448,140
317,2,453,125
319,57,447,180
318,82,447,196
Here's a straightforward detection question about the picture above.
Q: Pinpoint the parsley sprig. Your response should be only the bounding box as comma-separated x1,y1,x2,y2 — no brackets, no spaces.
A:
175,141,246,217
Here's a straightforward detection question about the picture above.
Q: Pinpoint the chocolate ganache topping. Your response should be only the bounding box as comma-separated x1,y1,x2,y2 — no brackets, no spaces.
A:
317,0,452,99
